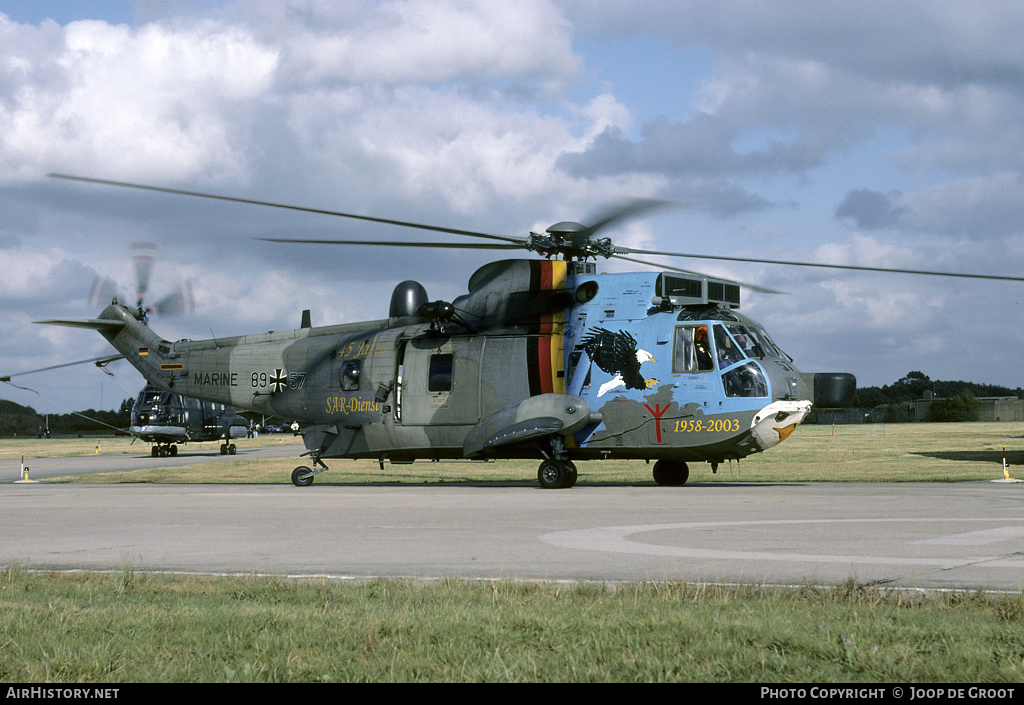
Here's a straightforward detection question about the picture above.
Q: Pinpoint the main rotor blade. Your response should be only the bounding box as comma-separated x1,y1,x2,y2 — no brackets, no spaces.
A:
578,198,677,238
614,246,1024,283
131,241,155,301
259,237,522,250
48,173,527,246
1,354,124,382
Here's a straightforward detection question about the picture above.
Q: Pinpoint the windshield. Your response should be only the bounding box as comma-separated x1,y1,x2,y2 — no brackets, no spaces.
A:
137,389,171,410
726,324,790,362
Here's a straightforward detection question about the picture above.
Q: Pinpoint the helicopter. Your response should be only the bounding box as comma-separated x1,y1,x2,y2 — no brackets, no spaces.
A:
2,359,254,457
36,174,1024,489
130,383,250,456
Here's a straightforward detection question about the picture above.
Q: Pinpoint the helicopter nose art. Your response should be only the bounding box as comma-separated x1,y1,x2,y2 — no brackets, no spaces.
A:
749,400,812,450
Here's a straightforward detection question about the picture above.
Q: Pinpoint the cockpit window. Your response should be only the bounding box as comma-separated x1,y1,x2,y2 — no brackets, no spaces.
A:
723,362,769,398
756,328,791,362
672,325,715,373
721,324,790,362
726,325,764,359
138,390,171,408
713,324,745,369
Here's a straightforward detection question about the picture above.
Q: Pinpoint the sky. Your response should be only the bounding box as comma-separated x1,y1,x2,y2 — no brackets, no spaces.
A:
3,0,1024,414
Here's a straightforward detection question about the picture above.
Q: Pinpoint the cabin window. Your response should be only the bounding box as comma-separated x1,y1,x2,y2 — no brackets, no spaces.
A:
723,362,768,398
341,360,361,391
428,353,454,393
672,325,714,373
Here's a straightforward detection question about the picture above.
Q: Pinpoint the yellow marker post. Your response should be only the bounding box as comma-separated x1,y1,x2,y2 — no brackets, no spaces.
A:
15,454,37,483
993,447,1023,484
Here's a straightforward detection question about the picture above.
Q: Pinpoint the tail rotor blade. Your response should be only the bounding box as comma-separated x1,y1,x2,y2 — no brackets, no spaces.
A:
131,241,156,307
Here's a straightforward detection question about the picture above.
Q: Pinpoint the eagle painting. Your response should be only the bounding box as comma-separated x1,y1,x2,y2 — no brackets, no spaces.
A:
580,327,658,397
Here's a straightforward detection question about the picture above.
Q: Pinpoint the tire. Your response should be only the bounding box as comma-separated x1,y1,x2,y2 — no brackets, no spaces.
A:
538,459,573,489
291,466,314,487
652,459,690,486
228,443,237,455
169,445,178,457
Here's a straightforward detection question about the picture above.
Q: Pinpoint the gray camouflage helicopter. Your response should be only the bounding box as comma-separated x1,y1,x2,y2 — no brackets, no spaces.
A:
38,174,1024,488
130,384,250,457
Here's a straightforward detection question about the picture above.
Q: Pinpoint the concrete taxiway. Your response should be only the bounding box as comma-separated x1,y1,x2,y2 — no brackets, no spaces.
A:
3,453,1023,591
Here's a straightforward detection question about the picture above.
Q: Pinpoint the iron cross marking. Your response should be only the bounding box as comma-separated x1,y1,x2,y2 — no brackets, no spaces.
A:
270,368,288,393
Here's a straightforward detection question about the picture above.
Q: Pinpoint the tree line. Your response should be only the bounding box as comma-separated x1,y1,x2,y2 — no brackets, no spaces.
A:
852,371,1023,423
0,398,134,436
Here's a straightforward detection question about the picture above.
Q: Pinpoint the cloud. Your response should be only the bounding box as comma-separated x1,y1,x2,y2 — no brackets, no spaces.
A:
560,1,1024,243
837,174,1024,238
238,0,582,90
835,189,908,230
0,13,279,184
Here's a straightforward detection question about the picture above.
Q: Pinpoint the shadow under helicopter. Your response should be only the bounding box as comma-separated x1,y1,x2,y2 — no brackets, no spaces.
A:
912,449,1024,465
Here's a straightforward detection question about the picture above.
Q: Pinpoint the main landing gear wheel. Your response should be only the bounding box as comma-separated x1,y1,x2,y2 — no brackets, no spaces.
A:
537,459,578,489
291,466,315,487
220,443,237,455
652,459,689,486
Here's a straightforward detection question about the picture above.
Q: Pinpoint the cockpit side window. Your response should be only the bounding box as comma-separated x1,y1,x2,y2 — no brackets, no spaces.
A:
672,325,714,373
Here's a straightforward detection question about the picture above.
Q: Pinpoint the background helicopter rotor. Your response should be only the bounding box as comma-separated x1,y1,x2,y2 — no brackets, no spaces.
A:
52,173,1024,286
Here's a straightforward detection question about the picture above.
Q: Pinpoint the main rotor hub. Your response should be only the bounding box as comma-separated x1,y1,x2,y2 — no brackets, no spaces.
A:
526,221,616,261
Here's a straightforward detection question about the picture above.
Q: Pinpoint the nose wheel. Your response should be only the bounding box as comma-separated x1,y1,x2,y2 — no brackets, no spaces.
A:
537,459,578,489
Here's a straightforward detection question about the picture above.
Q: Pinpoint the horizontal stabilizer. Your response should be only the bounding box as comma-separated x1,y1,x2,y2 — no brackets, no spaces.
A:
35,318,127,331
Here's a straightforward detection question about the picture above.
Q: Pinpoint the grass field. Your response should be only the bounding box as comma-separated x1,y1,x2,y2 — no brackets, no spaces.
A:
2,568,1022,683
5,421,1022,485
3,422,1023,682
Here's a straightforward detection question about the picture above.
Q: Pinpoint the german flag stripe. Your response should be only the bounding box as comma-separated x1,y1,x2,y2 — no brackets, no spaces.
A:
527,260,567,396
